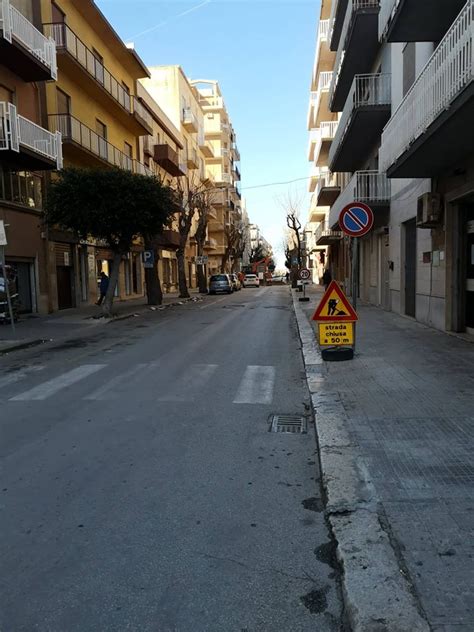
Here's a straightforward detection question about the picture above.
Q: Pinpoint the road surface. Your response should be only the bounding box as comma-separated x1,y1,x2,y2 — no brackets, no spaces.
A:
0,286,343,631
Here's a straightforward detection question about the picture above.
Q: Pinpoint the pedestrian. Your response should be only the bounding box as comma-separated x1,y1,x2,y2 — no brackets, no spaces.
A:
96,271,109,306
285,271,290,283
322,268,332,290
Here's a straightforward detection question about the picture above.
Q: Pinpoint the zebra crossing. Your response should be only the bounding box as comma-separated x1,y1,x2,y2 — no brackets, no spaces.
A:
1,362,277,405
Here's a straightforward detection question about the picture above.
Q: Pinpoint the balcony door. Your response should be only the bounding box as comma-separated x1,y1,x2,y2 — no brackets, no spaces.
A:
96,119,108,161
92,49,105,86
51,2,66,47
56,88,71,138
465,205,474,334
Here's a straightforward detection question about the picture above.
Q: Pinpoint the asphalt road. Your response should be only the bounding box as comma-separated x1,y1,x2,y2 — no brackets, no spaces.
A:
0,286,343,632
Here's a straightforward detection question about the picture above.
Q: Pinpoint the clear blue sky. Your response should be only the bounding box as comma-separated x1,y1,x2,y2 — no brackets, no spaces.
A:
97,0,319,266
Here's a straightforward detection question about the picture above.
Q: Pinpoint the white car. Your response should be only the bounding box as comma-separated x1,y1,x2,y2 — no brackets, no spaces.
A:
243,274,260,288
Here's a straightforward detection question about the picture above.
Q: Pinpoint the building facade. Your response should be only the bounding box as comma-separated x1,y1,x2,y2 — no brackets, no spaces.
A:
0,0,62,314
41,0,153,310
308,0,473,335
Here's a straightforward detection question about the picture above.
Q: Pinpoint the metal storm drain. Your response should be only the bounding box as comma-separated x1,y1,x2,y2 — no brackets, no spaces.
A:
270,415,307,434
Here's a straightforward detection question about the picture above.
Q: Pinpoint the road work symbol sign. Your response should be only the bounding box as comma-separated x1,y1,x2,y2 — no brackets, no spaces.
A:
312,281,358,322
319,322,354,346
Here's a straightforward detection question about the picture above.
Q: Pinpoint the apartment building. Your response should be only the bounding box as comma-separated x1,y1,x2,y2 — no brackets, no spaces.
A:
311,0,473,335
306,0,343,286
0,0,62,314
190,80,242,275
141,66,211,287
41,0,153,310
136,82,185,293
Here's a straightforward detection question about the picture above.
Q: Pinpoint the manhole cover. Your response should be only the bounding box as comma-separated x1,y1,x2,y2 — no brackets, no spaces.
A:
270,415,307,434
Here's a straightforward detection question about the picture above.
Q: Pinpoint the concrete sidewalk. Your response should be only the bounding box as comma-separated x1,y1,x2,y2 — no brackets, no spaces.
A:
293,285,474,632
0,290,203,355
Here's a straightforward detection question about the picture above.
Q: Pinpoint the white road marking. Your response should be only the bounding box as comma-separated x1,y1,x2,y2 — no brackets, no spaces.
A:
10,364,106,401
157,364,218,401
199,296,227,310
233,365,275,404
0,366,45,391
84,363,149,401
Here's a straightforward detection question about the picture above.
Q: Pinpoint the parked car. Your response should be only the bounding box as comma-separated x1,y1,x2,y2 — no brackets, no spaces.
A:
229,273,241,291
243,274,260,288
209,274,233,294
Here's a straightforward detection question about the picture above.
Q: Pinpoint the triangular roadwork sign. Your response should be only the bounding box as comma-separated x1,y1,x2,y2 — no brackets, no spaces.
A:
312,281,358,322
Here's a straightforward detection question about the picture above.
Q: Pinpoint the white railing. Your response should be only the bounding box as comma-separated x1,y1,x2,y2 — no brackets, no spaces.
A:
315,221,343,242
380,0,473,173
315,171,339,201
308,72,334,130
329,170,390,226
134,161,154,178
313,121,339,165
312,19,331,88
329,73,391,164
182,108,197,129
319,18,331,41
379,0,399,39
1,0,57,79
132,97,153,130
330,0,380,105
0,102,62,167
319,71,333,91
308,129,318,161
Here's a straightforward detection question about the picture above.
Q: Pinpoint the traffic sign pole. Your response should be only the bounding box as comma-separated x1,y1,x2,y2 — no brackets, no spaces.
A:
1,245,15,335
351,237,358,353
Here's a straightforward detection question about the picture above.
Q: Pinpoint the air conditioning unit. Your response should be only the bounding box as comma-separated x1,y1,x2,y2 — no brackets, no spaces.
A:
416,193,442,228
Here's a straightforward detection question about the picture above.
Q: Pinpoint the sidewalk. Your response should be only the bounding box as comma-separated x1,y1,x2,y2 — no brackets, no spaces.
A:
293,285,474,632
0,290,203,355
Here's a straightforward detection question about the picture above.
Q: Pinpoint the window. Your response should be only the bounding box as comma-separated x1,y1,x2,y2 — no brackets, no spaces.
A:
96,120,107,139
56,88,70,114
121,82,130,95
403,43,416,96
51,2,65,23
0,84,14,104
92,48,104,85
124,141,133,158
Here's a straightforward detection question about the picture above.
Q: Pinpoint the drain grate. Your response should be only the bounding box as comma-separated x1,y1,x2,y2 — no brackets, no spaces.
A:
270,414,307,434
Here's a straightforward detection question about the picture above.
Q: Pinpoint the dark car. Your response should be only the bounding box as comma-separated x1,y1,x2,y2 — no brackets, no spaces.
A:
209,274,233,295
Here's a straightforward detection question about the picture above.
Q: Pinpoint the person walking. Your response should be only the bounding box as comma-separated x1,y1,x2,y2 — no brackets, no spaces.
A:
322,268,332,290
96,271,109,306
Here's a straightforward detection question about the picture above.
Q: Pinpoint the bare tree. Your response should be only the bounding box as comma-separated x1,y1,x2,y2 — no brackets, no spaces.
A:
279,191,304,288
221,224,242,273
193,187,215,293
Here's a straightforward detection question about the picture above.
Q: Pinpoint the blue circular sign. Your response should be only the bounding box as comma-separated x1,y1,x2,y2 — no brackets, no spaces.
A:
339,202,374,237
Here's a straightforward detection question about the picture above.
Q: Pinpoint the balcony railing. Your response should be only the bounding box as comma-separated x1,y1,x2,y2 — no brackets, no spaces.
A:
330,0,380,106
314,121,339,164
44,23,131,112
315,171,339,201
134,161,154,178
308,72,333,129
49,113,136,171
312,19,331,88
329,170,390,226
182,107,198,132
314,221,343,243
329,74,391,165
132,97,153,132
379,0,399,39
1,0,57,79
380,0,473,174
0,102,62,168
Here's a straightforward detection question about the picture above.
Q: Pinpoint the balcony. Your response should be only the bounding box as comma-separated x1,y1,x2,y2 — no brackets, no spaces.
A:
314,121,339,166
379,0,467,42
309,196,327,223
232,142,240,161
329,74,391,172
49,113,138,171
311,19,335,90
329,0,380,112
233,164,241,181
329,0,350,51
1,103,62,170
132,97,153,135
0,0,57,81
199,138,214,158
316,172,341,206
153,143,187,177
328,170,390,228
155,229,181,250
315,221,343,245
187,147,199,169
182,108,198,133
208,219,224,233
134,161,154,178
307,71,334,130
380,2,473,178
204,237,219,250
309,166,328,193
308,130,318,162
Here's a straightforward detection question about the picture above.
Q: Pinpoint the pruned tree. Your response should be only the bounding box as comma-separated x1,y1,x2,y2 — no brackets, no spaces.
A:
221,224,242,273
232,232,246,272
46,167,176,316
249,242,265,263
193,188,215,293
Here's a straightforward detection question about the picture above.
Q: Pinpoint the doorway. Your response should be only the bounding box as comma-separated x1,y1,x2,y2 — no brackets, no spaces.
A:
57,266,73,309
465,206,474,333
404,219,416,317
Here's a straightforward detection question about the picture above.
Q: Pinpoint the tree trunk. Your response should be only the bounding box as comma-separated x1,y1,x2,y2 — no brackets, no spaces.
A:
176,246,189,298
144,249,163,305
102,251,122,317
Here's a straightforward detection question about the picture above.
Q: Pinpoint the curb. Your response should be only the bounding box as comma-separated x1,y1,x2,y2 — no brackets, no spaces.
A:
107,296,204,323
291,292,430,632
0,338,47,356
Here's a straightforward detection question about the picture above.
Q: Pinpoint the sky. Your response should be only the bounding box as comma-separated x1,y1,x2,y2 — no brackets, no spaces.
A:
97,0,319,267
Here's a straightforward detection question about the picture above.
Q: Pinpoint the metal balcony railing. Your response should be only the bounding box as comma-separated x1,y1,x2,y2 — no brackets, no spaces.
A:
329,74,391,164
1,0,57,78
0,102,62,168
312,19,331,88
134,161,154,178
132,97,153,130
315,171,339,200
44,23,132,112
330,0,380,104
314,221,343,242
380,0,473,173
49,114,136,171
379,0,399,39
329,170,390,225
182,107,197,129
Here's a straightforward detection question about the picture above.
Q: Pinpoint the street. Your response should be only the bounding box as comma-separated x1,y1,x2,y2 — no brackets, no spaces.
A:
0,287,343,632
